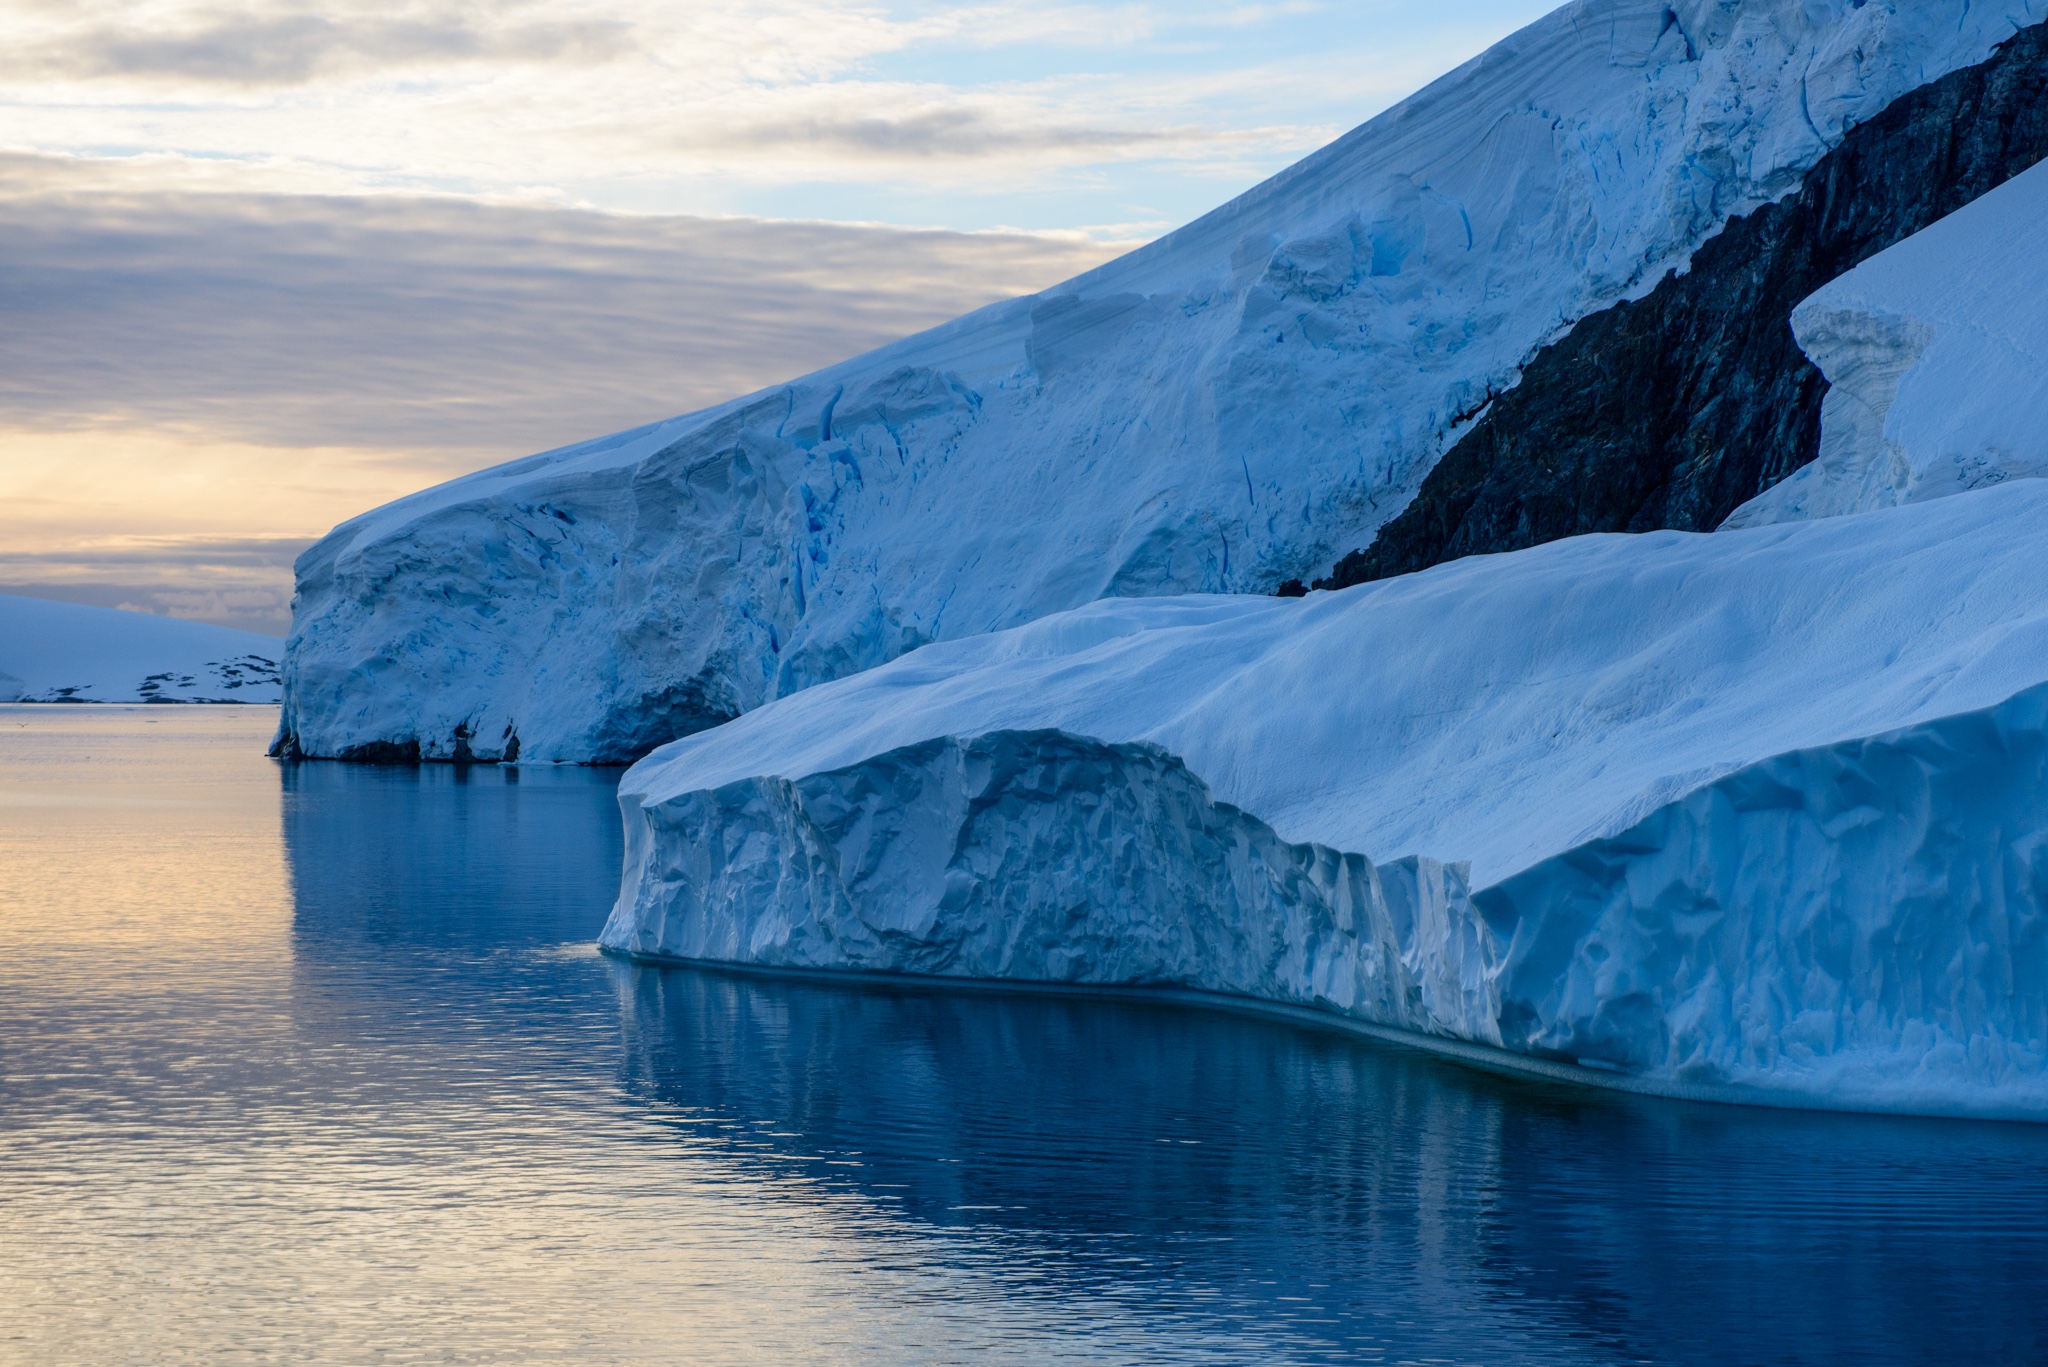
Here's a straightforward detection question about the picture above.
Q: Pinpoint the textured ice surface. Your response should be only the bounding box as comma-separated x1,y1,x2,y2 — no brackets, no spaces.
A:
278,0,2047,762
0,594,281,704
1727,159,2048,528
604,483,2048,1115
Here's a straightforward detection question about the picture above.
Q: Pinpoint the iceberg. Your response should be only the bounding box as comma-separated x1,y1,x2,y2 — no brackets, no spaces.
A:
275,0,2047,763
0,593,281,704
602,482,2048,1117
1725,157,2048,527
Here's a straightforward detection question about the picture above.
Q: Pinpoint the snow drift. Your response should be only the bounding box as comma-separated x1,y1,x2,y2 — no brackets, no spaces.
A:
276,0,2047,763
602,481,2048,1117
1726,157,2048,527
0,594,281,704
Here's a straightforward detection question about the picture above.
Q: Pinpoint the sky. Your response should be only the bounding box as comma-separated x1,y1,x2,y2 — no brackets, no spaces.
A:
0,0,1560,633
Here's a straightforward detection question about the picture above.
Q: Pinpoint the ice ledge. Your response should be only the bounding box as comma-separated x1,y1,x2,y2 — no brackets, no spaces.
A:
603,690,2048,1120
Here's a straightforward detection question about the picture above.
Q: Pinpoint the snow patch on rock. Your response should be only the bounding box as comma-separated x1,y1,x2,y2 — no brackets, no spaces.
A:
1727,158,2048,527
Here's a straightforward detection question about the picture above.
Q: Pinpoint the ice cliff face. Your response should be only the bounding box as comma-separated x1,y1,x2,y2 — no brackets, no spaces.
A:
615,731,1497,1044
278,0,2046,763
603,481,2048,1116
0,594,281,704
1725,158,2048,526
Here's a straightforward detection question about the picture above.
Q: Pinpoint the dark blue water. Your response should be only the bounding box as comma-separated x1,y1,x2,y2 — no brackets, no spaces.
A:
4,706,2046,1365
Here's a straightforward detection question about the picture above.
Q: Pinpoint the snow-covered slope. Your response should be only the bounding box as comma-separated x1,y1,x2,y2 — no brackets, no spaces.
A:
277,0,2046,764
0,594,281,704
1726,157,2048,527
601,481,2048,1117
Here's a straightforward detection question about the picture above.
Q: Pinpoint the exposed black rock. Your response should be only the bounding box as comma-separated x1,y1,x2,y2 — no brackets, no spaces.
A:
1316,23,2048,592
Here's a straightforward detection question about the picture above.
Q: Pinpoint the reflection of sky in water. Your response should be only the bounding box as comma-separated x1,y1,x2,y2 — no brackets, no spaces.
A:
3,705,2046,1364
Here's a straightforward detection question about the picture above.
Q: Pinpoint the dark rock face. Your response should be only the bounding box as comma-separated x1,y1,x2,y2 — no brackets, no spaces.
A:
1317,23,2048,592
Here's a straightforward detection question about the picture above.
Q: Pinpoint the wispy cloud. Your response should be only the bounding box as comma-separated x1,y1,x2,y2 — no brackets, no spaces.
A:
0,0,1559,227
0,152,1123,451
712,106,1216,160
0,536,310,634
25,11,634,85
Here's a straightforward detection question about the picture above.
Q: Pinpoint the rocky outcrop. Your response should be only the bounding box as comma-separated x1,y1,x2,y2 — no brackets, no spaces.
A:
1319,21,2048,590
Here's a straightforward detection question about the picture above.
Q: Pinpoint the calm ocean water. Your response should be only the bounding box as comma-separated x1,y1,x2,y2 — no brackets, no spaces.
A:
4,705,2047,1365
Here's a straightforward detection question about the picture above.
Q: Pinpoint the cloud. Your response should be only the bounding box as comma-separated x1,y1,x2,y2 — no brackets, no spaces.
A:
0,152,1122,631
0,0,1555,226
49,13,633,84
0,535,309,634
0,152,1123,453
717,105,1193,159
5,2,638,86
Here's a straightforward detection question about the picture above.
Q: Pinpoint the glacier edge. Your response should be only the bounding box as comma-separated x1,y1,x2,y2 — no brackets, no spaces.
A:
602,688,2048,1120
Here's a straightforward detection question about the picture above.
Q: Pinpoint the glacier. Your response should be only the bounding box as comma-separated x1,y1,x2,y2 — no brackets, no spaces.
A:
602,481,2048,1117
0,593,282,704
275,0,2048,764
1725,157,2048,527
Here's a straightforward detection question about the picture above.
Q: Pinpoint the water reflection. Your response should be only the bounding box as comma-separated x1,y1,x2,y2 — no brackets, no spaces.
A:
4,708,2046,1365
282,757,625,950
615,965,2048,1365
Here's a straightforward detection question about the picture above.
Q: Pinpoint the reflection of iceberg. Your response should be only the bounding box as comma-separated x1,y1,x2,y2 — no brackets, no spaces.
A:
612,959,2048,1364
605,482,2048,1118
259,746,2048,1362
283,761,622,949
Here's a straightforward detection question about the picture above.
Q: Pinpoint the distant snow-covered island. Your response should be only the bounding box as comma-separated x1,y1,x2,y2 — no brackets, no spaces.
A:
0,594,281,704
